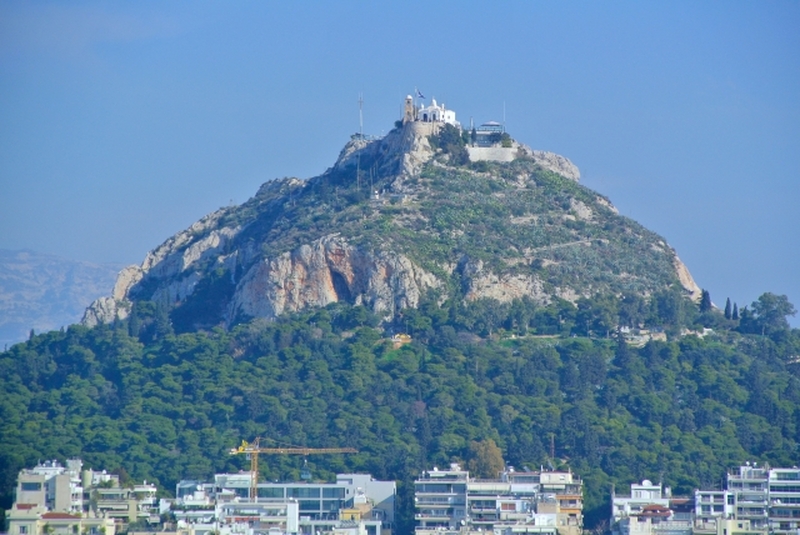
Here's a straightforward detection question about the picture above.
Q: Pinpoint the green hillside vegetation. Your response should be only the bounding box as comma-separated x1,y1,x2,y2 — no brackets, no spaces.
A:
2,293,799,533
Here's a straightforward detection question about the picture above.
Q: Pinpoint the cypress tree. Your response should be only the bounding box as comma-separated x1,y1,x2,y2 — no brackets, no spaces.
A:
700,290,712,313
732,302,740,321
724,298,732,319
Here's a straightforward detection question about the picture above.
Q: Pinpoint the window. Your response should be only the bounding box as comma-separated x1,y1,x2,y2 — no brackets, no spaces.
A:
19,526,28,534
21,482,42,492
323,488,344,498
323,499,343,511
288,487,320,498
771,485,800,493
418,484,450,493
259,488,284,498
299,500,320,512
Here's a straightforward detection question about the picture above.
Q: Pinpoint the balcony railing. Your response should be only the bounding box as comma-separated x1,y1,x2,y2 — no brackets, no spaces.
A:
414,513,451,520
416,497,459,505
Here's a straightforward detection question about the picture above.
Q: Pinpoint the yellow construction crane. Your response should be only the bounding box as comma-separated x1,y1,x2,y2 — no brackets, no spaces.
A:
229,438,358,500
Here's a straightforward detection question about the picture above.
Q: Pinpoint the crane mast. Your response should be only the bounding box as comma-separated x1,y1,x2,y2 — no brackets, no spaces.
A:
229,438,357,500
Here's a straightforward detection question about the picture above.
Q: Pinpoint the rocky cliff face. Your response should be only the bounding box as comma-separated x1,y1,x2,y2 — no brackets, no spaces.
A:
230,235,440,321
83,122,701,330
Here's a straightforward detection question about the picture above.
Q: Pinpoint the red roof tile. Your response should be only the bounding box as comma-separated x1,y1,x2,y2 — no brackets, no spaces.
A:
42,512,80,520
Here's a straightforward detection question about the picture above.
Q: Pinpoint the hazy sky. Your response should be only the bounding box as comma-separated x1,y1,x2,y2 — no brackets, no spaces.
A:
1,1,798,324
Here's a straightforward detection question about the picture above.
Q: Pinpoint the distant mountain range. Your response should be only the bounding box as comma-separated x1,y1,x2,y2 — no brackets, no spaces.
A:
0,249,122,348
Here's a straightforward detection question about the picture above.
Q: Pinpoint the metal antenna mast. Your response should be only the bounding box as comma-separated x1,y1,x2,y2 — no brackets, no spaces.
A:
357,93,363,190
358,93,364,138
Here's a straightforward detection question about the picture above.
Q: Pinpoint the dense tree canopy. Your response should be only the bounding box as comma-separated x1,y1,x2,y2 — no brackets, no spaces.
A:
1,293,799,533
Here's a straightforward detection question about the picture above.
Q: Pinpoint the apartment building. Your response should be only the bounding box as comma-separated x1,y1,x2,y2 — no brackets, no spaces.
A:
6,460,161,535
171,472,395,535
413,464,582,535
611,480,691,535
613,464,800,535
4,506,116,535
694,490,734,532
612,480,672,522
728,464,800,535
91,481,159,524
13,460,84,514
413,464,469,532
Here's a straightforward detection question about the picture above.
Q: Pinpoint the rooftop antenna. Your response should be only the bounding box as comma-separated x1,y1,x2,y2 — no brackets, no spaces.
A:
503,101,506,130
358,93,364,138
357,93,363,190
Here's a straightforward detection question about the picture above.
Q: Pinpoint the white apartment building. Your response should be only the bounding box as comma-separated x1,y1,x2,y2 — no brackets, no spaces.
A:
171,472,395,535
768,467,800,534
612,480,672,523
413,464,469,532
694,490,734,532
610,480,690,535
616,464,800,535
728,464,770,531
727,464,800,535
414,465,581,535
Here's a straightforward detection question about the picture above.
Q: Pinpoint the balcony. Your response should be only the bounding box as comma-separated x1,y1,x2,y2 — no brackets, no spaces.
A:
415,513,452,521
737,497,767,504
417,497,460,506
698,497,725,504
770,501,800,508
470,506,498,513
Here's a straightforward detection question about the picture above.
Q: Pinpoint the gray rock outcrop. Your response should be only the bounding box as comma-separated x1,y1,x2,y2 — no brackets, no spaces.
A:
229,235,439,321
526,148,581,181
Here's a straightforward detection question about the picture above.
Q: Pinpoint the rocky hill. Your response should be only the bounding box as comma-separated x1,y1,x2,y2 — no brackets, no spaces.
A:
0,249,122,348
5,121,799,534
83,122,700,331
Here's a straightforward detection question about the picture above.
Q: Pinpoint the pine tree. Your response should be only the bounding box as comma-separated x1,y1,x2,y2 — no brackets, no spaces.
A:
732,302,739,320
724,298,732,319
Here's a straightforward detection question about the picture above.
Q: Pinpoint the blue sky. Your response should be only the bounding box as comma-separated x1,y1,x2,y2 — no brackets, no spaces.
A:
1,1,798,324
